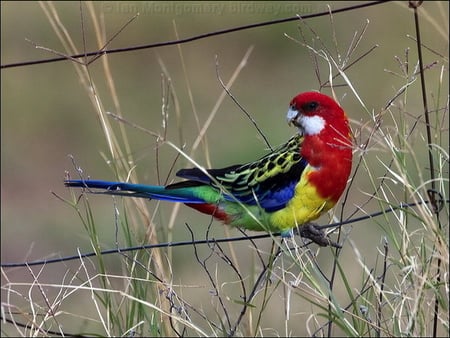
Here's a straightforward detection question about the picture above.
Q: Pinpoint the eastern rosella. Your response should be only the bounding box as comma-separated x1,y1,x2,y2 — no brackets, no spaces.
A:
65,92,353,246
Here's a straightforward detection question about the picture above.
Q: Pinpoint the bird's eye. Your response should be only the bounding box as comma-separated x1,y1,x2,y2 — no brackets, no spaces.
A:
303,101,319,112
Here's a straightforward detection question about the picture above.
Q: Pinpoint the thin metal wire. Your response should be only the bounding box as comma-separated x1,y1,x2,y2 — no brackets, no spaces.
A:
1,199,446,268
1,1,388,69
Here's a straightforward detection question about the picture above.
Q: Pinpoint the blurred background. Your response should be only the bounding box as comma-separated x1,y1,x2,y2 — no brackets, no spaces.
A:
2,1,448,336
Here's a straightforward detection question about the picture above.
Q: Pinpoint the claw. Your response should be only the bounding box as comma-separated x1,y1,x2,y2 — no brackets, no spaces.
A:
295,223,342,248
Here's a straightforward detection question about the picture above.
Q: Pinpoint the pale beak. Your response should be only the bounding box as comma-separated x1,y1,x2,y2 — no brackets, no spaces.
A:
287,107,299,126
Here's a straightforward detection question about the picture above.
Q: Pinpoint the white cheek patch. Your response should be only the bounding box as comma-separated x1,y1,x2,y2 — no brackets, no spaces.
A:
299,115,325,135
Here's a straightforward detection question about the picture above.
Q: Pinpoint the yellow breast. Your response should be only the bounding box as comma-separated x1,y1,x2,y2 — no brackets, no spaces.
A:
269,166,335,232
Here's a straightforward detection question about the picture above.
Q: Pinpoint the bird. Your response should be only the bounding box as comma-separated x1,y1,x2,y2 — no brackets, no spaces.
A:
65,92,353,246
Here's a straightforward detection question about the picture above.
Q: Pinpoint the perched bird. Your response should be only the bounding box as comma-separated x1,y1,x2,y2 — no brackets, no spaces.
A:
65,92,352,246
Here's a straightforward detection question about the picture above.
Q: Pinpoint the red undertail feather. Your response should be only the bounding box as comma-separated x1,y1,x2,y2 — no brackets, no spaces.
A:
185,203,231,223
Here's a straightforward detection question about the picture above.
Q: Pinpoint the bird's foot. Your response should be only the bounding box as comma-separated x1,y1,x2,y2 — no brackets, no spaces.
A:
294,223,342,248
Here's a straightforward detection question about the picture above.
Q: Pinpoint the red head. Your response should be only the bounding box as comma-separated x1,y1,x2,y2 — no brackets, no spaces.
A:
287,91,353,203
287,91,349,137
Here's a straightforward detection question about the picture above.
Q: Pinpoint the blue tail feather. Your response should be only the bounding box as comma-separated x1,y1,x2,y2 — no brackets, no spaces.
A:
64,179,205,203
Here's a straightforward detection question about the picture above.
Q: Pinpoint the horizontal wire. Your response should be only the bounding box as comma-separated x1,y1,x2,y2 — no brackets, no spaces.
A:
1,1,387,69
2,198,447,268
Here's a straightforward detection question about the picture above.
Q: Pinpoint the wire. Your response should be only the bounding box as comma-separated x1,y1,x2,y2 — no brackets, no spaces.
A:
1,1,388,69
2,199,446,268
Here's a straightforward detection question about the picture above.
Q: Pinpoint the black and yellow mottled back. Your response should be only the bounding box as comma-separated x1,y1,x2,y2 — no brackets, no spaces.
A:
173,134,307,212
